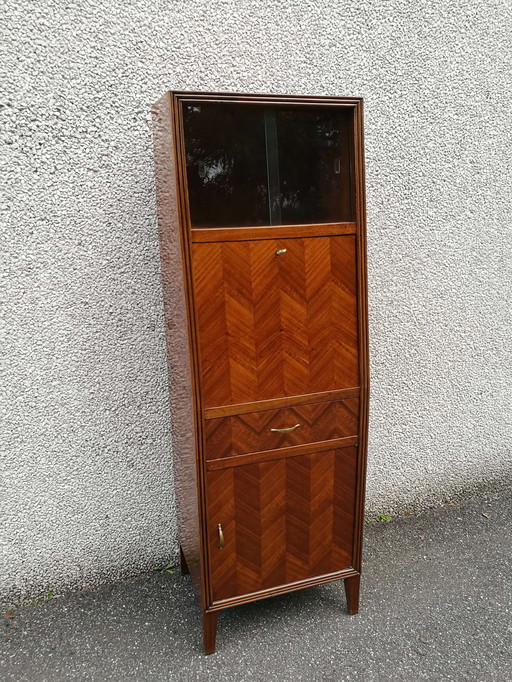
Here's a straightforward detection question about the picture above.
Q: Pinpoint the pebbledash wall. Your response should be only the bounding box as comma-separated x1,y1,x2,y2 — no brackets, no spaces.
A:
2,0,511,600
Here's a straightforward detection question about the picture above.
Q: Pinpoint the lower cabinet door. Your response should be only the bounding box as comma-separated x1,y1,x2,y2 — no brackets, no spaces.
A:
206,448,357,602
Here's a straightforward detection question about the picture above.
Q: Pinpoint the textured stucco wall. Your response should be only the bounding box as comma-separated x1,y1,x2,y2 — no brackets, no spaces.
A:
2,0,511,600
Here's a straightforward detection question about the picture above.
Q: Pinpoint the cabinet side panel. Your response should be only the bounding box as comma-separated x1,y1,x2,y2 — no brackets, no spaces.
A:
152,94,203,604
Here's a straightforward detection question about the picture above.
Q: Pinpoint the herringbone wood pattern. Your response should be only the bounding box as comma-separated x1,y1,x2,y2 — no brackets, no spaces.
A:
205,398,358,460
207,448,357,601
192,236,359,408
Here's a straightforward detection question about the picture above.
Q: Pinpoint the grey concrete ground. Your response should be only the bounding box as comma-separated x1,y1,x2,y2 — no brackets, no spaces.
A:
2,492,511,682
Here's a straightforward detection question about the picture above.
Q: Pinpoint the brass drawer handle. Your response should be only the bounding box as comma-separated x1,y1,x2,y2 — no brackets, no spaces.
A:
275,248,287,257
270,423,301,433
218,523,224,550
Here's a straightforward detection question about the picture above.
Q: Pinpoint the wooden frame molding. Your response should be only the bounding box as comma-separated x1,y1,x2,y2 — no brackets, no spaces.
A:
204,387,360,419
191,222,356,243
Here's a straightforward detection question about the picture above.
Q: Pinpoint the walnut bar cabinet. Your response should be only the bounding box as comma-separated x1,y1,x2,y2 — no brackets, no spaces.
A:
152,91,369,654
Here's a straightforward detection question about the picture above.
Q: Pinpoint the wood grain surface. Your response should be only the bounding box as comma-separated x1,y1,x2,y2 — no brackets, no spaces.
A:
192,235,359,408
205,398,358,460
205,436,358,471
204,387,359,419
152,93,206,605
206,448,357,601
191,222,356,242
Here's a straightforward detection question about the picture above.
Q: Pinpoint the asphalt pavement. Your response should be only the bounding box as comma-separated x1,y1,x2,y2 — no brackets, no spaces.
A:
2,491,511,682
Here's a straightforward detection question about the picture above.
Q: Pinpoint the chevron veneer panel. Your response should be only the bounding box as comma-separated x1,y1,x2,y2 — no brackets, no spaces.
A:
192,235,359,408
205,398,359,460
207,448,357,602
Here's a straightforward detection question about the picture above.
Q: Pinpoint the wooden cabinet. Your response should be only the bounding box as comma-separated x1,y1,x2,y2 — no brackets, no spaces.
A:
152,91,369,654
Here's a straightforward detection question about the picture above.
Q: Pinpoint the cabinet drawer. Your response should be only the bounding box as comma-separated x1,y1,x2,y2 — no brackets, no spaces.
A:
205,398,358,461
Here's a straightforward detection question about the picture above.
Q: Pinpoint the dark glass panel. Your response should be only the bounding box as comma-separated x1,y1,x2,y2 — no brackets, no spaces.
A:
275,107,353,224
183,103,269,227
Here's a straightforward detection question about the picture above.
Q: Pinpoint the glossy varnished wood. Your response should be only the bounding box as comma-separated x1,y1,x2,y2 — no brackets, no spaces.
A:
344,574,361,614
204,387,359,419
192,235,359,408
191,222,356,242
206,447,358,601
205,398,358,460
152,94,205,605
153,91,369,654
352,99,369,576
206,436,358,471
210,567,359,610
176,91,362,107
202,611,218,655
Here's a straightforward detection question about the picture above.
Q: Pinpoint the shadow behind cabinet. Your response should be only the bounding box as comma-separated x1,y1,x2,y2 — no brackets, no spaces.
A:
152,91,369,654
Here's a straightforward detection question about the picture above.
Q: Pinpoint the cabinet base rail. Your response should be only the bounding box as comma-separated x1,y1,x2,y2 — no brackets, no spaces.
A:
200,572,361,654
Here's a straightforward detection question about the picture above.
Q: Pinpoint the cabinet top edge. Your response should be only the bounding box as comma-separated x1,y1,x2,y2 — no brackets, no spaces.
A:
160,91,363,106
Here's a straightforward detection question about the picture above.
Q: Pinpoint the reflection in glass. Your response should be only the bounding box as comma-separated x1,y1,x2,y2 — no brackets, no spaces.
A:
183,104,269,227
183,102,353,228
276,108,353,224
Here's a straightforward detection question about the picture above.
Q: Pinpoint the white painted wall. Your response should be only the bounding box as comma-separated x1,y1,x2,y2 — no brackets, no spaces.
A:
2,0,511,600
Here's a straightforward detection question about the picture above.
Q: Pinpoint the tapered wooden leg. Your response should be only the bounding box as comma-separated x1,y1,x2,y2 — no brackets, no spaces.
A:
202,611,219,655
344,575,360,615
179,545,189,575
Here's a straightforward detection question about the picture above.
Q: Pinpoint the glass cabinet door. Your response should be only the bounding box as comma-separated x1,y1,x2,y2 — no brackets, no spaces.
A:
183,102,354,228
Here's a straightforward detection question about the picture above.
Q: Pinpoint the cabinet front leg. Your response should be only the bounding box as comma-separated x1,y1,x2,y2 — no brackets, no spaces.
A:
344,575,360,615
179,545,189,575
202,611,219,655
